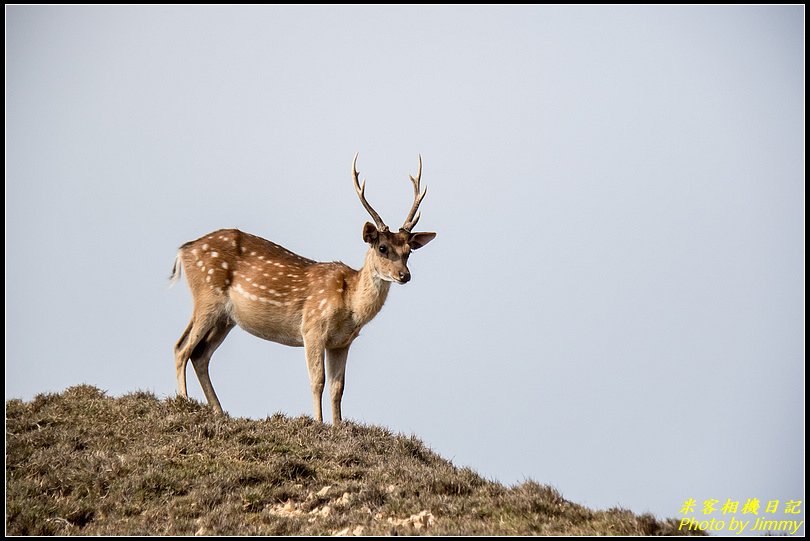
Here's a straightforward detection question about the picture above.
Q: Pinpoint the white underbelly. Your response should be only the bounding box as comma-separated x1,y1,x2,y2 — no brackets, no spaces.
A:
228,295,304,347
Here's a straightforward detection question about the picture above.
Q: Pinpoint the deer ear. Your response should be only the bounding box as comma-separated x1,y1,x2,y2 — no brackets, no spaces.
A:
408,231,436,250
362,222,379,244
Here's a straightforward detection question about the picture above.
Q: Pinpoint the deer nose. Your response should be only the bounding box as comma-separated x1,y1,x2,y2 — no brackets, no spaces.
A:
398,271,411,283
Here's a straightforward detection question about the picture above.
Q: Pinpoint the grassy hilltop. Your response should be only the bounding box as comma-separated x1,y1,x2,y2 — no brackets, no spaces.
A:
6,385,695,535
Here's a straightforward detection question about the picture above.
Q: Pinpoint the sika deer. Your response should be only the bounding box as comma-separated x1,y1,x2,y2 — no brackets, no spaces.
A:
171,154,436,423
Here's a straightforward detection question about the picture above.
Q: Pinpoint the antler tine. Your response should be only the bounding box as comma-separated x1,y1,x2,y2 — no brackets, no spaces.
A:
352,153,388,232
401,154,427,232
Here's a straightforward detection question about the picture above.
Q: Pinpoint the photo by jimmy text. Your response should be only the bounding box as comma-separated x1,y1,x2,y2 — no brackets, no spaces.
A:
678,498,803,535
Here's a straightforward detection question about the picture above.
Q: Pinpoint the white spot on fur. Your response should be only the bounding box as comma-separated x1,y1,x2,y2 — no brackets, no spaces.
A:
250,251,256,256
211,251,219,258
208,268,215,275
206,276,211,283
196,261,203,267
202,244,209,250
221,262,229,269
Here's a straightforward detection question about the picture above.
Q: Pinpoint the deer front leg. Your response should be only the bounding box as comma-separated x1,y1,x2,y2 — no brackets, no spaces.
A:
304,340,326,423
326,346,350,424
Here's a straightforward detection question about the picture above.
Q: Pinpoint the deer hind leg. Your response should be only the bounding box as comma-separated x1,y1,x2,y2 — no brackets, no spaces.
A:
326,346,350,425
174,305,225,400
174,320,195,398
189,319,234,414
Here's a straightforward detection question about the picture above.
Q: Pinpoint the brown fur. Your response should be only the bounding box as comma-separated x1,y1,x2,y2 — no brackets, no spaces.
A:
173,225,434,423
174,155,436,423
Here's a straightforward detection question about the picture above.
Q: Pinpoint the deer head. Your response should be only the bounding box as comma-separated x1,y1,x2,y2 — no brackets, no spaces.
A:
352,153,436,284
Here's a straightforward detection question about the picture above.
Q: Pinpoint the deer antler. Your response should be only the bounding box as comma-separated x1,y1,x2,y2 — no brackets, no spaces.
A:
401,154,427,232
352,153,389,232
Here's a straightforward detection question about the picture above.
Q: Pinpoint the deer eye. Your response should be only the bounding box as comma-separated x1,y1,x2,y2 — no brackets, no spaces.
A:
378,245,388,255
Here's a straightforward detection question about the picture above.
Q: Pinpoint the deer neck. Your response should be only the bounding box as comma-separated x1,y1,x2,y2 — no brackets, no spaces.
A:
349,250,391,327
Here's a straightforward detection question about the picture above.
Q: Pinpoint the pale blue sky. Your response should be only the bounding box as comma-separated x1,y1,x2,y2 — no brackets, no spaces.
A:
6,5,804,530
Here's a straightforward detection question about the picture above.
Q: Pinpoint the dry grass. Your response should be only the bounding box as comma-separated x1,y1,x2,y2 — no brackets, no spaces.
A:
6,385,697,535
